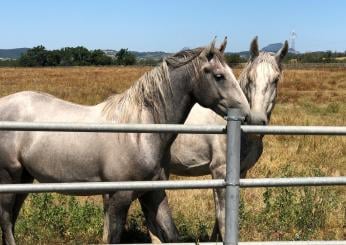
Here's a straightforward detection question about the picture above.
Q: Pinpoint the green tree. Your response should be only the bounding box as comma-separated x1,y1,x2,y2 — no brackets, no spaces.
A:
116,48,136,65
59,47,75,66
19,45,48,66
46,50,61,66
225,54,246,67
91,50,113,65
71,46,91,65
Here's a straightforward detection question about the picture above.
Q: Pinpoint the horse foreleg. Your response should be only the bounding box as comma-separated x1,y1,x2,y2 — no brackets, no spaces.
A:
0,166,22,245
11,169,33,229
102,191,133,244
210,164,250,242
210,219,220,241
102,194,110,243
139,190,179,243
210,162,226,241
0,195,16,245
210,186,225,241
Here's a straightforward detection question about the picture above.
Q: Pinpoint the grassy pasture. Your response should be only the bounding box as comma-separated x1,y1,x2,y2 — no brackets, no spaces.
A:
0,65,344,243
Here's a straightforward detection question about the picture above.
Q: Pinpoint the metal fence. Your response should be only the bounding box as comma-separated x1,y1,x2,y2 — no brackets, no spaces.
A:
0,109,345,245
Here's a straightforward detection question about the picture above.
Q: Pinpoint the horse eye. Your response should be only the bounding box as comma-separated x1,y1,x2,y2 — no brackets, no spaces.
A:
214,74,224,81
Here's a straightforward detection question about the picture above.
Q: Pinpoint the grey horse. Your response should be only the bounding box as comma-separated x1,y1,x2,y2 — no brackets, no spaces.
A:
143,37,288,242
0,38,250,244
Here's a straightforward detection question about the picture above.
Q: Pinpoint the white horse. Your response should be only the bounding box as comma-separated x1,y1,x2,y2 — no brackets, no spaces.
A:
0,38,251,244
142,37,288,241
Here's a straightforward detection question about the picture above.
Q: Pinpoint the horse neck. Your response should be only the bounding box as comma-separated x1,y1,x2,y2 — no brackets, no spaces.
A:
102,62,195,126
163,64,196,124
140,62,195,125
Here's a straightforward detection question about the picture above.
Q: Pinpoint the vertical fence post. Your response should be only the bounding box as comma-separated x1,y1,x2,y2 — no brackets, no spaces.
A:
224,108,242,245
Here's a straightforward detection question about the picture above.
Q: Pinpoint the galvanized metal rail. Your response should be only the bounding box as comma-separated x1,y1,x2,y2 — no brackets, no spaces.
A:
0,177,344,194
0,121,345,135
241,125,346,135
0,111,345,245
0,121,226,134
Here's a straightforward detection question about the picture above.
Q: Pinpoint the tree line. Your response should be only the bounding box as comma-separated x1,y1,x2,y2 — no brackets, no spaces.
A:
285,51,346,63
2,46,136,67
0,46,346,67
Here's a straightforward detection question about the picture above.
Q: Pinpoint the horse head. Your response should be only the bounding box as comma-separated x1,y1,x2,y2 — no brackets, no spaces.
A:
242,37,288,125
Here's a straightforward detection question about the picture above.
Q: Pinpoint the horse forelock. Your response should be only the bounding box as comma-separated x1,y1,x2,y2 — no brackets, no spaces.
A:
239,52,281,93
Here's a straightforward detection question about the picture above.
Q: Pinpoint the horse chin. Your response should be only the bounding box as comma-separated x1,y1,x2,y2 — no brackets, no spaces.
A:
212,103,251,119
248,110,268,125
211,103,227,117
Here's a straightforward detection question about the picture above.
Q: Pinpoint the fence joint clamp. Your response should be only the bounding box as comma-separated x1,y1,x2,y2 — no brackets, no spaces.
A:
225,181,240,187
224,115,245,122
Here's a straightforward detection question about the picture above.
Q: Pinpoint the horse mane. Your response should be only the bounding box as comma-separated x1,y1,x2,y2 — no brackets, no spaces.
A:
102,62,171,123
239,51,281,91
102,46,224,124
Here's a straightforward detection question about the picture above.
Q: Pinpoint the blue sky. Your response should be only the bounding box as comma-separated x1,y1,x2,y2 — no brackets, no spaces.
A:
2,0,346,52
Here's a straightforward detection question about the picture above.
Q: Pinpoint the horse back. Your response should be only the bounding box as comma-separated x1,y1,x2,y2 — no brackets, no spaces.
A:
0,91,99,123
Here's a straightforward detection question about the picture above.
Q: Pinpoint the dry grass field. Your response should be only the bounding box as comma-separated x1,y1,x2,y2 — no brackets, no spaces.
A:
0,65,345,243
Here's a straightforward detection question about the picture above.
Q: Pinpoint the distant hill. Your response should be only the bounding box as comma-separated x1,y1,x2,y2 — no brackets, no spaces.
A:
232,42,298,58
131,51,171,60
0,48,29,59
234,51,251,58
262,43,297,54
103,50,171,60
261,43,284,52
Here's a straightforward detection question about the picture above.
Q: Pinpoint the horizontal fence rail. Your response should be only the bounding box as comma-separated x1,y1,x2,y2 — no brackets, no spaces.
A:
240,177,346,187
0,180,225,194
0,121,345,135
241,125,346,135
0,177,344,194
0,121,226,134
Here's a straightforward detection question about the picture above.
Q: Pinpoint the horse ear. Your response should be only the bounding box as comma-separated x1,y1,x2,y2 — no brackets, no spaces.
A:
250,36,259,60
276,40,289,63
201,37,217,61
219,36,228,53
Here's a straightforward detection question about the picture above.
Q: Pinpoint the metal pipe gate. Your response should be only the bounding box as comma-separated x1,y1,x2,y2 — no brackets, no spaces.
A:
0,109,345,245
